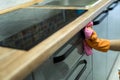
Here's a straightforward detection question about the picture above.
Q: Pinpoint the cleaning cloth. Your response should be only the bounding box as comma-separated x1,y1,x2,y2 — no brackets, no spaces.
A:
83,22,93,56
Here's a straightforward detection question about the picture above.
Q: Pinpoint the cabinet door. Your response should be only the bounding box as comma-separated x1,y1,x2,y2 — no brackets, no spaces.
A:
92,11,108,80
107,1,120,78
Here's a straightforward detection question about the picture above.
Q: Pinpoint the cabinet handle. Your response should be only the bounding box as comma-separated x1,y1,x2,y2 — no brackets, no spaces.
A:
93,10,108,25
53,45,76,63
108,1,118,11
65,59,87,80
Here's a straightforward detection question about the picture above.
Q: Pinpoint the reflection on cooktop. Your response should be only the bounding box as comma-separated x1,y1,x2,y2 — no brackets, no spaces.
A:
0,8,86,50
35,0,99,8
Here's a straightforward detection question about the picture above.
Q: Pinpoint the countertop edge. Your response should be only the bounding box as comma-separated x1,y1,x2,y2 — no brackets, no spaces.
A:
0,0,43,15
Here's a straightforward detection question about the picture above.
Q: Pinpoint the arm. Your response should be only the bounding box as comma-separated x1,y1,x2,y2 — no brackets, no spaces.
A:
110,40,120,51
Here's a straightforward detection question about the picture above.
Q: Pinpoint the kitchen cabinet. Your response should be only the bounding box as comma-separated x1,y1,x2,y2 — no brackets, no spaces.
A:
0,0,118,80
92,9,108,80
107,1,120,78
92,1,120,80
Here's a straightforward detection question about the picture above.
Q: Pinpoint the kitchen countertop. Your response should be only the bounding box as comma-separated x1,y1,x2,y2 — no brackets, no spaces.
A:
0,0,116,80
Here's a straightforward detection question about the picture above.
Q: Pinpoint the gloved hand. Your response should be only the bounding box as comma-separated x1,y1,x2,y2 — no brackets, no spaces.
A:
85,27,110,52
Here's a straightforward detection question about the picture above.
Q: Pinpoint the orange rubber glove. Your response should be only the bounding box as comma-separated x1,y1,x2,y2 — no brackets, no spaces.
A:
85,29,110,52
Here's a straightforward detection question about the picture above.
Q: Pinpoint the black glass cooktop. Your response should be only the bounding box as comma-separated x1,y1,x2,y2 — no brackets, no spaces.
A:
0,8,86,50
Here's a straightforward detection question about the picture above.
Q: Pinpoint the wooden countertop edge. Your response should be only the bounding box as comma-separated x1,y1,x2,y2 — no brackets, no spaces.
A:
0,0,116,80
0,0,43,15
